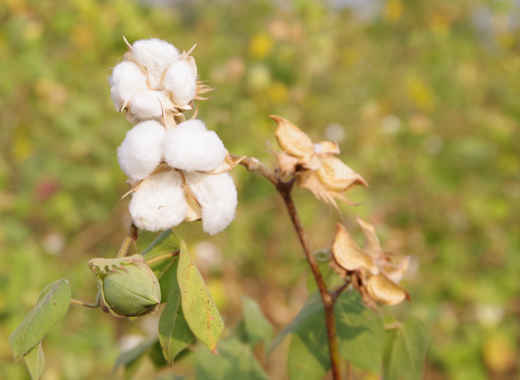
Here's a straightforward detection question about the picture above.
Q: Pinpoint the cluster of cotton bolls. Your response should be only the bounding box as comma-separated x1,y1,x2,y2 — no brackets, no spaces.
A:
110,38,237,235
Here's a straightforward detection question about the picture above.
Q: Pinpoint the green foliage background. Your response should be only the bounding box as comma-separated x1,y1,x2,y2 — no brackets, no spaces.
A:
1,0,519,378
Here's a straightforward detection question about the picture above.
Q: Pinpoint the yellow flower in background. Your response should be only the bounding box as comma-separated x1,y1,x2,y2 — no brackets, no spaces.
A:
406,76,436,112
267,82,288,104
385,0,403,23
249,34,273,59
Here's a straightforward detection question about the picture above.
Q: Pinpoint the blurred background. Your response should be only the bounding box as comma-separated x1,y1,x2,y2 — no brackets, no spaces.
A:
1,0,519,379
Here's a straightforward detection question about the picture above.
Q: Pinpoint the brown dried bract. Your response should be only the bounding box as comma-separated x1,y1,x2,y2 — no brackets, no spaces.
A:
331,219,410,306
270,115,367,207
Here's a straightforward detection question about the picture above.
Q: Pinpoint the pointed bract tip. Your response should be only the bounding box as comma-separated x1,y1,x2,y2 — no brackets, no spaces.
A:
122,35,132,49
269,114,286,124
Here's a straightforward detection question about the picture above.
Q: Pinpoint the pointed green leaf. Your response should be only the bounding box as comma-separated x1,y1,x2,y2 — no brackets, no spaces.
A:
159,257,195,363
269,293,323,353
383,318,430,380
113,337,156,372
288,334,327,380
336,291,385,371
177,240,224,351
24,343,45,380
9,279,71,358
141,229,177,256
242,296,273,346
148,341,168,368
269,291,384,372
195,338,269,380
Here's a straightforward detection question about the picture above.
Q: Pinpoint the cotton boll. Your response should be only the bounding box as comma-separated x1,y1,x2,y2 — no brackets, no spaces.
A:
163,57,197,107
117,121,165,182
173,119,207,132
129,171,188,232
127,90,172,121
163,120,227,172
186,172,237,235
130,39,179,89
110,61,147,87
109,61,147,111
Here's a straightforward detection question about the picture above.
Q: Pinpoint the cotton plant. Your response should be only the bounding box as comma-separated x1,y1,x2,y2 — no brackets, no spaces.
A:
9,38,425,380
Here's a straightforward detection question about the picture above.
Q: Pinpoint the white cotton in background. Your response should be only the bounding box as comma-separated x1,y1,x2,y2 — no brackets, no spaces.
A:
109,61,148,111
186,172,237,235
117,120,165,182
163,119,227,172
163,57,197,107
130,39,179,89
129,171,188,232
127,90,172,121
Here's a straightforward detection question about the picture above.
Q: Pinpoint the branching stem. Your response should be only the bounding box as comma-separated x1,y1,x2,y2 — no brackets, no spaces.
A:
71,292,100,309
239,156,343,380
145,250,180,266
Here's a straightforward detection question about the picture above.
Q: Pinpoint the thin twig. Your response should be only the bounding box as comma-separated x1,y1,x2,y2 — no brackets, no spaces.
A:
71,294,100,309
145,250,180,266
238,156,342,380
236,156,278,186
332,280,351,302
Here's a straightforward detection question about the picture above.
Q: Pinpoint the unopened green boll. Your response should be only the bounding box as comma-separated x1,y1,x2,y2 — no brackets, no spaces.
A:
89,255,161,317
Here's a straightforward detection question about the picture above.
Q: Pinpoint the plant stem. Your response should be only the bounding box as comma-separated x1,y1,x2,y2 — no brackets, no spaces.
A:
238,155,344,380
71,293,100,309
145,250,179,266
277,183,342,380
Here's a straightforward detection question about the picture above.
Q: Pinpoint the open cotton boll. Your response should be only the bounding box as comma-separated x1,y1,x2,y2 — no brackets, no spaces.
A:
117,120,165,182
186,172,237,235
109,61,148,111
130,39,179,89
110,61,147,87
173,119,207,132
129,171,188,232
163,120,227,172
127,90,172,121
163,58,197,107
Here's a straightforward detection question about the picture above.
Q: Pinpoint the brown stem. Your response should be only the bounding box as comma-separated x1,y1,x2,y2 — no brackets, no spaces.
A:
278,186,341,379
237,156,278,186
238,156,343,380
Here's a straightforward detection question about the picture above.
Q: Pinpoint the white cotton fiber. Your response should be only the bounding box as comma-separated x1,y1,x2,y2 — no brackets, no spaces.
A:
109,61,147,111
186,172,237,235
129,171,188,232
163,57,197,107
127,90,172,121
130,39,179,89
117,120,165,182
163,119,227,172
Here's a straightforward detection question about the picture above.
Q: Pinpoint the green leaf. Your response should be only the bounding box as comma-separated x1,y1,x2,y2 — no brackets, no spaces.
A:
242,296,273,346
9,279,71,358
270,291,384,372
113,338,156,373
24,343,45,380
177,240,224,351
195,338,269,380
159,257,179,300
383,318,430,380
141,229,176,256
269,293,323,353
336,291,385,371
288,335,327,380
148,341,167,368
159,257,196,364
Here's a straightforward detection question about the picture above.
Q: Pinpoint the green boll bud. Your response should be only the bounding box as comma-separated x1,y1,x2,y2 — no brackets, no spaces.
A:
89,255,161,317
